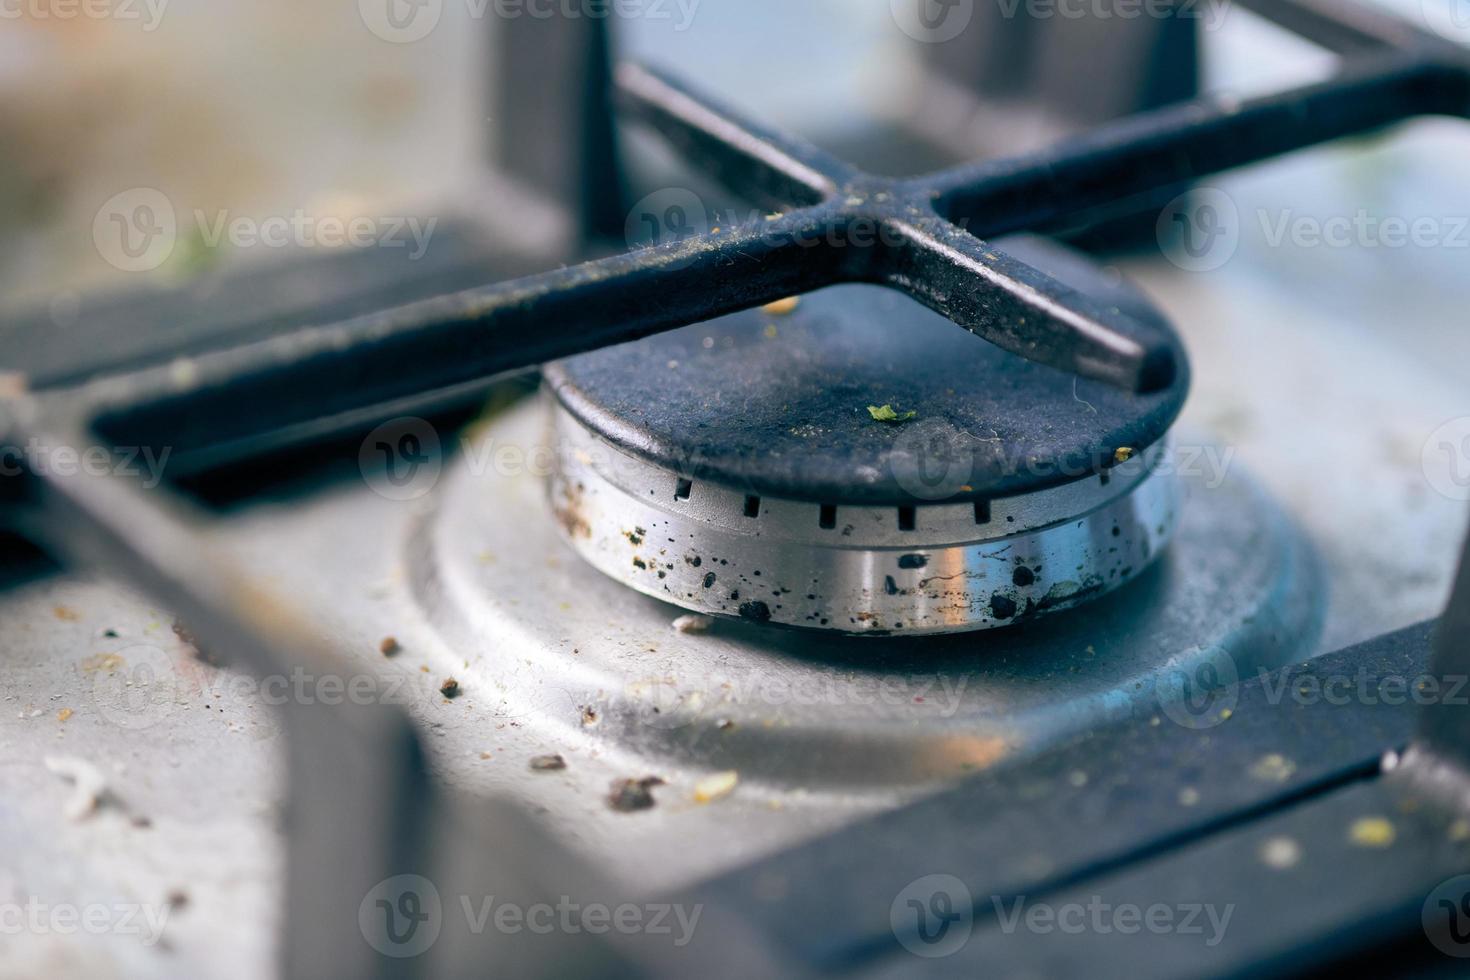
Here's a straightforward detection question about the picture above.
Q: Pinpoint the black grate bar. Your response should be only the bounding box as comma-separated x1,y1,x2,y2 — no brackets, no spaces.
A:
95,213,840,454
879,214,1175,390
925,53,1470,237
1234,0,1457,55
74,0,1470,461
614,62,854,208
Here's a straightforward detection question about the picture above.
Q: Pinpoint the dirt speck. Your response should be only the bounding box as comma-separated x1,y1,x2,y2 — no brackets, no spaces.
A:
607,776,664,813
439,678,462,700
53,605,81,622
530,754,567,772
379,636,401,657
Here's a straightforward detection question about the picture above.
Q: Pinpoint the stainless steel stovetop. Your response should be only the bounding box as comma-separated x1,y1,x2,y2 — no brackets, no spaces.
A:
4,3,1470,978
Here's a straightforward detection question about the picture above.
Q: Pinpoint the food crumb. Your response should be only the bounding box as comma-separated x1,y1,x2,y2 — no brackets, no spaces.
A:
379,636,401,657
1114,447,1137,463
672,614,715,634
0,371,28,398
761,296,800,316
1348,816,1396,848
867,404,917,423
693,770,739,804
1178,787,1200,807
607,776,664,813
1259,836,1302,870
1249,754,1297,783
44,756,108,821
57,708,73,723
53,605,81,622
530,754,567,772
440,678,461,699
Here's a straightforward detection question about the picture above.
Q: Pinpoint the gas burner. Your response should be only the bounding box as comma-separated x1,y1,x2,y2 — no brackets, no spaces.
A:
545,238,1189,634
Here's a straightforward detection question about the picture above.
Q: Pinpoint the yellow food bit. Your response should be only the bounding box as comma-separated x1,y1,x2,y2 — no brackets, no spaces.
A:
1114,447,1137,463
1348,817,1396,848
762,296,801,316
693,770,739,804
763,323,779,339
57,708,73,723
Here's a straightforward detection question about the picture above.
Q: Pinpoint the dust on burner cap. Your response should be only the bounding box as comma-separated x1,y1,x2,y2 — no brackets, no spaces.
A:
542,237,1190,635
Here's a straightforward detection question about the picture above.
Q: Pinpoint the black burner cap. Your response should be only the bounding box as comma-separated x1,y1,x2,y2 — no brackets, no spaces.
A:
546,236,1189,505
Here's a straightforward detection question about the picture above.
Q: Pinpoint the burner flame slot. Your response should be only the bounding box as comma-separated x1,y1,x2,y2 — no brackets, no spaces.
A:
898,506,917,532
675,478,693,501
743,495,762,519
974,500,992,525
818,504,837,530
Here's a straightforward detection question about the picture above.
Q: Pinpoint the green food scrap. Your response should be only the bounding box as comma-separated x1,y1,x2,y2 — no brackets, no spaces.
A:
868,404,917,423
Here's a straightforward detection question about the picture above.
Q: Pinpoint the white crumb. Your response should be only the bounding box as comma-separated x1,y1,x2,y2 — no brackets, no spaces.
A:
672,614,715,634
44,755,108,821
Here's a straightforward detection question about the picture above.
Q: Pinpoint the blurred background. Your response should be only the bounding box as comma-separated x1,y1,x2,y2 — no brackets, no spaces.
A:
1,0,1469,378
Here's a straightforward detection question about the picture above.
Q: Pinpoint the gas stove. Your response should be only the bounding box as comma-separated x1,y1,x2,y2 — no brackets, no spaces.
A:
3,2,1470,978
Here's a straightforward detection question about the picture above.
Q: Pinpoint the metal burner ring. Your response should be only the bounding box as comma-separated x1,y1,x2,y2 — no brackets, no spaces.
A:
547,401,1179,635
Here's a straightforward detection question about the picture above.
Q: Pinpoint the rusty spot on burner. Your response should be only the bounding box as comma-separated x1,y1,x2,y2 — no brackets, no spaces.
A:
551,481,592,539
738,600,772,623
